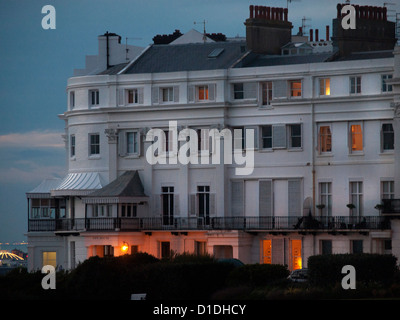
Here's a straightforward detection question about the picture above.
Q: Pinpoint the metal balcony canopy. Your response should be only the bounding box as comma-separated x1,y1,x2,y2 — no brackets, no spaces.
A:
51,172,104,197
83,170,148,204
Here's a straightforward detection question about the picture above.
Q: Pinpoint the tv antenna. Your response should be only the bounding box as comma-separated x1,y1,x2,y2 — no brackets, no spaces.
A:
125,37,142,60
301,16,311,36
194,20,207,43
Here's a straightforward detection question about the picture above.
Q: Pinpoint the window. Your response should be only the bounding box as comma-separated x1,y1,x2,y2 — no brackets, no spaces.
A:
382,123,394,151
162,87,174,102
350,76,361,94
89,89,99,106
195,241,207,256
70,91,75,109
42,252,57,268
70,134,75,157
350,181,363,216
89,133,100,156
120,203,137,217
350,124,363,152
382,181,394,200
162,186,174,225
261,81,273,105
92,204,112,217
352,240,363,254
289,124,302,148
319,78,330,96
382,74,393,93
198,85,209,101
318,125,332,153
127,89,138,104
290,80,302,97
30,199,56,219
319,182,332,216
161,242,171,259
126,131,138,154
261,125,272,149
321,240,332,255
198,186,210,224
233,83,244,100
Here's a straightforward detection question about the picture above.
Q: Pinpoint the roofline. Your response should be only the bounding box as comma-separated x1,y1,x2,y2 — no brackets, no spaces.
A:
118,45,153,75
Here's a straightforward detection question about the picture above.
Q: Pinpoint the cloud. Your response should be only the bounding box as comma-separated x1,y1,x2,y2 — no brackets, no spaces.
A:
0,130,64,149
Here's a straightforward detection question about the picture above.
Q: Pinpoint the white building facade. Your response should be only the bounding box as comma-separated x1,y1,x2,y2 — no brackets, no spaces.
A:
27,4,400,272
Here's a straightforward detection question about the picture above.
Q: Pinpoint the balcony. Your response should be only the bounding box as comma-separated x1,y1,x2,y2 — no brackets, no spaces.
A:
28,215,390,233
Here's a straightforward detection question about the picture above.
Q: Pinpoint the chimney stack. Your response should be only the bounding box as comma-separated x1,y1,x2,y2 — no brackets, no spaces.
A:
333,3,396,56
245,5,292,55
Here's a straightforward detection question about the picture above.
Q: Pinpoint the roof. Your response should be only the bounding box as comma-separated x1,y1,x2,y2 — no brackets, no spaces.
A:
240,51,335,68
170,29,214,45
26,178,62,198
333,50,394,61
51,172,104,196
83,171,148,204
122,41,247,74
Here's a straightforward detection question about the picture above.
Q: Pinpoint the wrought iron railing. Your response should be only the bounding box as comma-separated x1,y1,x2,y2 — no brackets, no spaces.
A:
28,215,390,232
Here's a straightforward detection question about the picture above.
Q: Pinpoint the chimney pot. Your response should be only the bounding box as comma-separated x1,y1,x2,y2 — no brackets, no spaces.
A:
266,7,270,20
315,29,319,41
249,5,254,18
284,8,288,21
310,29,313,42
326,25,329,41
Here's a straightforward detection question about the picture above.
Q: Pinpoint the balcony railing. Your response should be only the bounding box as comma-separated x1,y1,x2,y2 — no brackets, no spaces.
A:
28,215,390,232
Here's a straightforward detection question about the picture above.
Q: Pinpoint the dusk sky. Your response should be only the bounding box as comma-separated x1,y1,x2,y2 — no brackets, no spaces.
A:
0,0,399,243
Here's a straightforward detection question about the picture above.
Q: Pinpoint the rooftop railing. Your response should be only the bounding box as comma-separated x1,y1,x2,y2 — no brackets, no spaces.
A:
28,215,390,232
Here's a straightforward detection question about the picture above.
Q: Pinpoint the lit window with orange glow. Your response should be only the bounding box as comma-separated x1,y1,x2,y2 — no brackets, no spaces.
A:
198,85,209,101
121,242,129,254
351,124,363,152
290,80,302,97
262,240,272,264
319,78,330,96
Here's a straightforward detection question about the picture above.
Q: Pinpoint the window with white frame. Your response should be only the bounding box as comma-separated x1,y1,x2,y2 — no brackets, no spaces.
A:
70,91,75,109
162,87,174,102
261,81,273,105
382,74,393,93
91,204,112,217
89,89,99,106
381,123,394,151
319,78,331,96
289,80,302,97
350,76,361,94
70,134,75,157
198,186,210,224
126,131,139,155
289,124,302,149
319,182,332,216
233,83,244,100
127,89,139,104
198,85,209,101
350,181,363,216
349,123,363,153
120,203,137,217
318,124,332,154
381,181,394,200
89,133,100,156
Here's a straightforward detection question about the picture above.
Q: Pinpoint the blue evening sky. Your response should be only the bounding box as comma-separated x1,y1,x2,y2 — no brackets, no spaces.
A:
0,0,398,243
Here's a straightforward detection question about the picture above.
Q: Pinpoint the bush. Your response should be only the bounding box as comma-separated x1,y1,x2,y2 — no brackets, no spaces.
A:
227,264,290,287
308,253,398,287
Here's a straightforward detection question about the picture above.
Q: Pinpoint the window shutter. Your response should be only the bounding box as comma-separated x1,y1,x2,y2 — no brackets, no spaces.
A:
188,85,195,103
288,179,301,217
138,87,144,104
259,180,273,217
272,125,286,148
118,89,125,106
174,194,180,216
245,126,258,150
273,80,287,99
231,180,244,217
243,82,257,99
151,87,159,104
173,86,179,102
118,131,127,156
189,194,197,215
210,193,216,216
208,84,216,101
